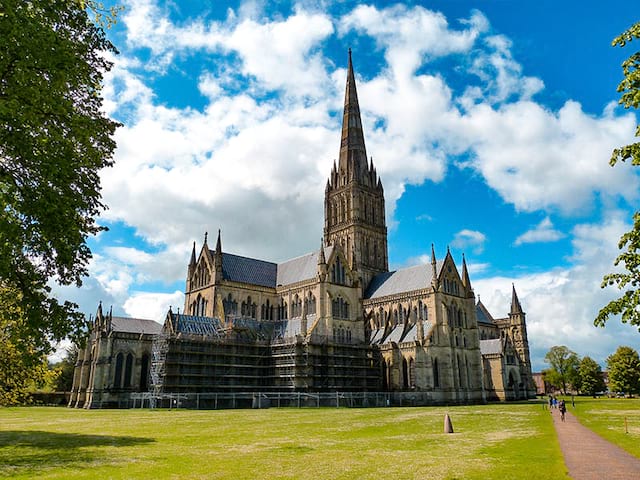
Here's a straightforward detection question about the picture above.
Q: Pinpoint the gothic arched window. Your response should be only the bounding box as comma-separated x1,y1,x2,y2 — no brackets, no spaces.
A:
114,352,124,389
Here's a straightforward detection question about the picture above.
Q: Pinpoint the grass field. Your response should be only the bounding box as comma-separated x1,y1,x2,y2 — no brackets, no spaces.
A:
0,403,568,480
567,396,640,458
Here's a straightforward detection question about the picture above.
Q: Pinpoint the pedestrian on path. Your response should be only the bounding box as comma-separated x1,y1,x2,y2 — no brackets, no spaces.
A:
559,399,566,421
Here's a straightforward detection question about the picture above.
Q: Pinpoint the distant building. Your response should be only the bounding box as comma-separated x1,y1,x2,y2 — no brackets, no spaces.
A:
70,52,535,408
532,372,546,396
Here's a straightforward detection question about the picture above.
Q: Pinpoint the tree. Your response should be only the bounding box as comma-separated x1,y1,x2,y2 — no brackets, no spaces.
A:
51,345,79,392
578,356,606,397
544,346,580,394
596,21,640,330
0,285,50,405
0,1,119,370
607,346,640,395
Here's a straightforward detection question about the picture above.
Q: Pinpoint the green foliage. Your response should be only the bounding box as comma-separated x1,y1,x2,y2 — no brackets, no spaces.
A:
544,346,580,394
0,405,568,479
610,21,640,167
0,286,50,405
51,345,79,392
0,0,119,365
578,356,606,396
607,346,640,394
597,21,640,330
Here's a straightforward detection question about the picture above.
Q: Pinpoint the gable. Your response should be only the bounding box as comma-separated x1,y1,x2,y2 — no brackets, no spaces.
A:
438,253,463,296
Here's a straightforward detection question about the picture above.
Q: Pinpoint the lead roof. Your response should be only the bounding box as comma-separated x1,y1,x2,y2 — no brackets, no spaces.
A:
210,246,334,289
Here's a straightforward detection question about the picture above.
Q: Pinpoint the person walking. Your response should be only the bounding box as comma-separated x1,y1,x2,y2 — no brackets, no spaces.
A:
559,399,566,422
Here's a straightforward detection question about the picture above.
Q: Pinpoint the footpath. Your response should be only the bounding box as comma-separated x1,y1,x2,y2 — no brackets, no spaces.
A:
551,407,640,479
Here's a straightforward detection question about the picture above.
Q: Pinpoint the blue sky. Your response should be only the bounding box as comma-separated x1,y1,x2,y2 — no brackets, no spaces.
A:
54,0,640,370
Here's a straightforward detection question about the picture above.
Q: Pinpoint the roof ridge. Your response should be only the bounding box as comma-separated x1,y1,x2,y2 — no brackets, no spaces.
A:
278,245,333,266
211,249,278,266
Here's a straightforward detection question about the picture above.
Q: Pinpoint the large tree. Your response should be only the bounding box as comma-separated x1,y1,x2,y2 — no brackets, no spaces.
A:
596,21,640,330
0,285,51,405
544,346,580,395
578,356,606,397
607,346,640,395
0,0,119,374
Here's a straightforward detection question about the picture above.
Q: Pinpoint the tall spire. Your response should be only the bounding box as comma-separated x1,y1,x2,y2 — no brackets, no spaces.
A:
510,284,523,315
339,48,367,180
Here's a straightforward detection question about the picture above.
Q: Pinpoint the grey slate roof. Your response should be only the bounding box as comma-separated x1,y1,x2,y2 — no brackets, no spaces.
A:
476,301,495,325
220,252,277,288
480,338,503,356
174,315,223,335
111,317,162,335
276,247,333,286
365,261,444,299
210,247,334,289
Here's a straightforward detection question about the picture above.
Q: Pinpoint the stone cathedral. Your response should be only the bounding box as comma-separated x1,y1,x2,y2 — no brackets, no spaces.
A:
70,52,535,409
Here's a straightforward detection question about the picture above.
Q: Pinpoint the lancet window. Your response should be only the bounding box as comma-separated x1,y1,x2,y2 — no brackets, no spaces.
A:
223,294,238,316
305,292,316,315
331,296,349,319
331,257,347,285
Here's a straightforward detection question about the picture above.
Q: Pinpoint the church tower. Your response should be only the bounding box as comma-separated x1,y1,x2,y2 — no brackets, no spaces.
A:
324,50,388,289
509,285,534,395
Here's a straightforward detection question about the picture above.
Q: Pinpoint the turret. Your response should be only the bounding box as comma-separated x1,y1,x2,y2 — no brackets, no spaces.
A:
214,229,223,284
510,283,523,316
431,244,439,291
461,253,473,297
317,240,328,282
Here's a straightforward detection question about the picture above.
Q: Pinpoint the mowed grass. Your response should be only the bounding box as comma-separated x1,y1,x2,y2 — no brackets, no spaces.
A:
568,396,640,458
0,403,568,480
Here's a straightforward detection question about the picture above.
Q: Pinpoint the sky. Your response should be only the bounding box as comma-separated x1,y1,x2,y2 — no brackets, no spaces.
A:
53,0,640,371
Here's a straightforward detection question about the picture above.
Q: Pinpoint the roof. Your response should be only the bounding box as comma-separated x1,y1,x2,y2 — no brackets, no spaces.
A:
209,247,334,289
476,301,495,325
480,338,503,356
174,315,223,335
110,317,162,335
365,261,443,299
220,252,277,288
276,247,333,286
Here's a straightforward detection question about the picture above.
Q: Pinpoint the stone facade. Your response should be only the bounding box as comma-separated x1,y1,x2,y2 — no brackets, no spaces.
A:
69,304,161,408
70,51,535,408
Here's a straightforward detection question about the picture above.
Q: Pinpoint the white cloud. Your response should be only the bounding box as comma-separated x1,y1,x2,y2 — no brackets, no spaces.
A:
514,217,565,245
460,100,639,214
475,214,640,371
123,291,184,322
451,229,486,254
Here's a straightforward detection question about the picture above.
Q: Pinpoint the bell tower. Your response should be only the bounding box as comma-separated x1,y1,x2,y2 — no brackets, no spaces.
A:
324,50,388,289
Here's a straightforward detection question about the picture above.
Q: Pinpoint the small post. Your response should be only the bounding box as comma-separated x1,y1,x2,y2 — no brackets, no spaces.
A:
625,417,629,434
444,413,454,434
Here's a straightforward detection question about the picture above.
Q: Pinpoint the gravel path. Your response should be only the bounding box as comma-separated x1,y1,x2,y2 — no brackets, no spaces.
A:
551,407,640,479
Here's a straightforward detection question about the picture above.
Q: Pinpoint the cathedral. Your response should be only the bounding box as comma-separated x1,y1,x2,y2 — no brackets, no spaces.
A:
70,52,535,409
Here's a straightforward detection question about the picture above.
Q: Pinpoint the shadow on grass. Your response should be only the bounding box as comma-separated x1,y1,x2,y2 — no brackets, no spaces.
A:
0,430,155,476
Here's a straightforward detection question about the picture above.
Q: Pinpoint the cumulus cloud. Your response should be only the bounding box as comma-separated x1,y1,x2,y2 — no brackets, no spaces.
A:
460,100,639,214
475,214,640,370
451,229,486,254
514,217,565,246
123,291,184,321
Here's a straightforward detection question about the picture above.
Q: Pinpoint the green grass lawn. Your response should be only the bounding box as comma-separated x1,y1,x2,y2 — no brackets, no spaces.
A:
0,403,568,480
567,396,640,458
